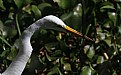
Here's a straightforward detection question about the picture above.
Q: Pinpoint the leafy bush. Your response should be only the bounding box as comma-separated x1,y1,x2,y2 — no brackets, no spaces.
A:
0,0,121,75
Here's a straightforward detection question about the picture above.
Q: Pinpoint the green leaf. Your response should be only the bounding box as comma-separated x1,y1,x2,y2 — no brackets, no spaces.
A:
47,66,59,75
45,42,58,52
24,0,33,4
8,47,18,60
0,20,4,34
100,5,115,10
80,66,91,75
38,3,52,11
92,0,102,4
0,0,6,10
103,19,112,29
98,33,106,40
84,45,95,59
118,26,121,34
97,56,104,64
31,5,41,19
22,5,31,14
51,50,61,57
0,36,12,47
45,51,51,61
14,0,24,8
114,0,121,2
61,12,72,23
1,50,9,58
16,14,21,36
63,63,72,71
112,70,117,75
87,48,95,59
58,68,63,75
61,11,81,30
53,0,76,9
104,39,111,47
39,56,45,64
108,12,117,23
73,3,82,17
100,2,115,12
117,4,121,10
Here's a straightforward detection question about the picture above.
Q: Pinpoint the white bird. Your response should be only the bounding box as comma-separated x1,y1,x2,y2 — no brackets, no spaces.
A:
0,15,93,75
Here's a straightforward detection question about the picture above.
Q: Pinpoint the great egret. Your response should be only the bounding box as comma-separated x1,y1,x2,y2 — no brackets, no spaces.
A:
0,15,93,75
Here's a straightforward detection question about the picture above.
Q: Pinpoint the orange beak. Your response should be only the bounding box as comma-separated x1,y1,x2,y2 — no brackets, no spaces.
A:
64,26,94,41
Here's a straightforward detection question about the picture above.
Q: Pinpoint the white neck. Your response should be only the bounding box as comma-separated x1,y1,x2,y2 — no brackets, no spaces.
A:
1,19,43,75
2,38,32,75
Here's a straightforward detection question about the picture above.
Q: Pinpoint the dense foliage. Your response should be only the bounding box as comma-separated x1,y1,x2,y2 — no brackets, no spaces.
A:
0,0,121,75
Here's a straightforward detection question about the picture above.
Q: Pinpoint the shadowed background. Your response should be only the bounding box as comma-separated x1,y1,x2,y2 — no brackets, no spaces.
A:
0,0,121,75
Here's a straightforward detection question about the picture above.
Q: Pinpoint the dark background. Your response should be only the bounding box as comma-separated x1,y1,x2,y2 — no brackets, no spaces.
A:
0,0,121,75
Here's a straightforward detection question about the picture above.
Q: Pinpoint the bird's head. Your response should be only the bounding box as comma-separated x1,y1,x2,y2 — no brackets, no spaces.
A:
40,15,81,35
38,15,94,41
40,15,66,32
